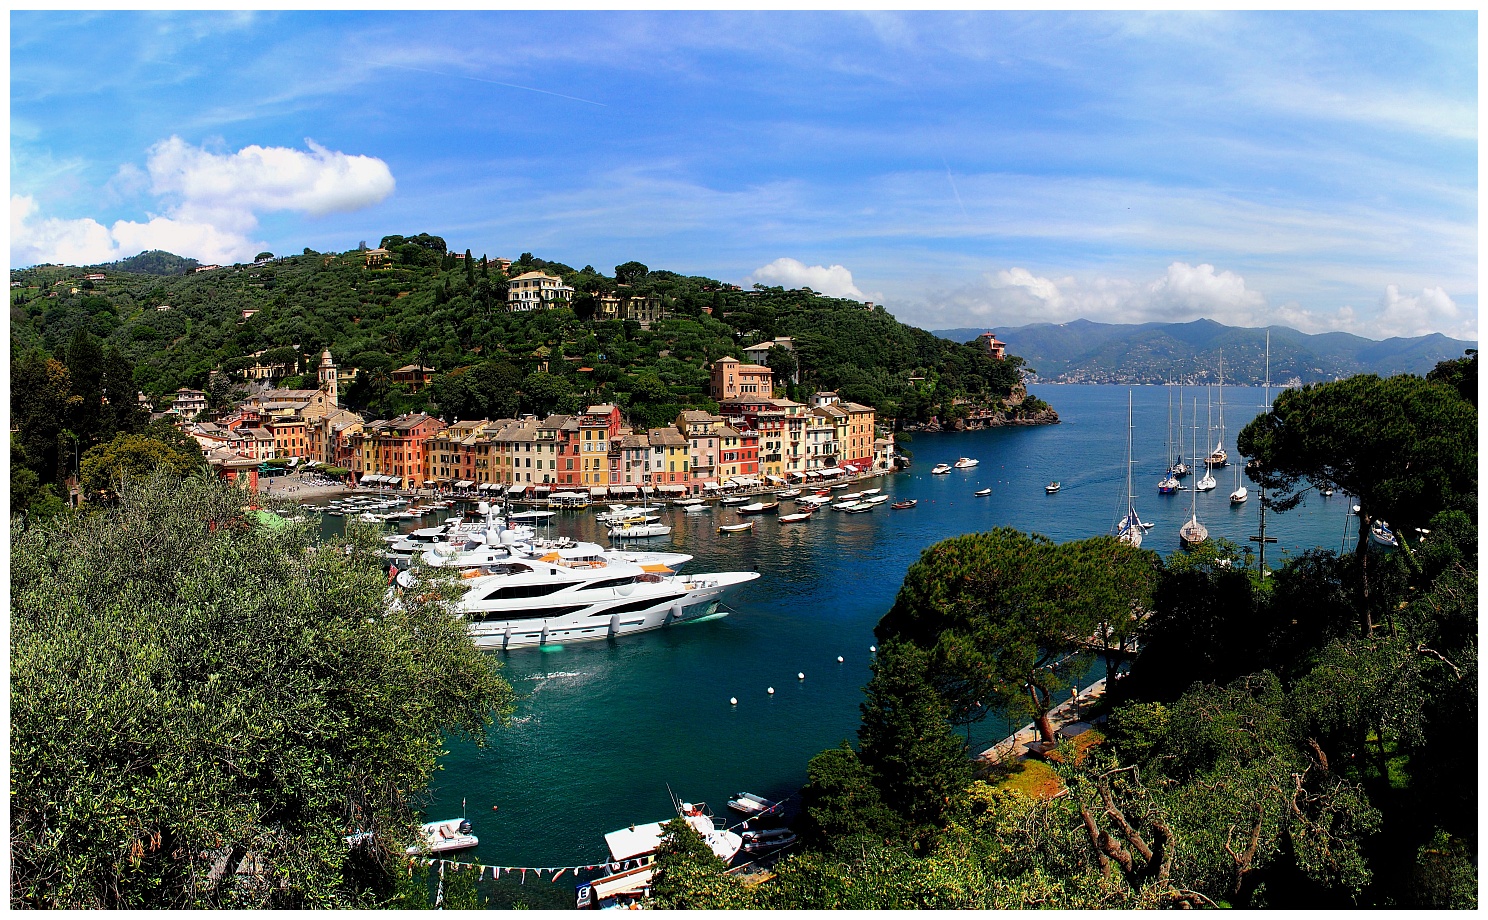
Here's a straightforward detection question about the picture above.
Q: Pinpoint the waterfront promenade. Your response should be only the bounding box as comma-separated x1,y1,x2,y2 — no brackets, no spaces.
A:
977,677,1108,766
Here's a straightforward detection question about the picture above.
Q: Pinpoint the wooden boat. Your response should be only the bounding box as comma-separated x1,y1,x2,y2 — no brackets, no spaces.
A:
1046,481,1061,494
862,495,890,505
859,487,882,495
718,522,755,534
974,488,992,496
728,792,782,816
720,495,752,506
890,499,917,510
843,502,875,513
775,489,802,498
779,512,813,523
737,501,779,515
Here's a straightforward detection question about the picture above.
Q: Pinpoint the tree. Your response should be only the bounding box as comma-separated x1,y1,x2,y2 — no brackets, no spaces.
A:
766,343,798,387
798,743,904,849
79,431,208,501
649,817,752,908
1237,373,1476,634
614,261,649,285
10,472,515,907
255,252,274,261
856,642,972,844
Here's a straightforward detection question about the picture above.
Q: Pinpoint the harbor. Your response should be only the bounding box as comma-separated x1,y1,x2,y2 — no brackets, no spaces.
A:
294,383,1356,905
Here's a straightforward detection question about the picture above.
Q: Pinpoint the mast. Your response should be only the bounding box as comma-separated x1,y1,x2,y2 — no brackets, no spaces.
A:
1192,398,1200,522
1126,389,1136,514
1217,351,1226,455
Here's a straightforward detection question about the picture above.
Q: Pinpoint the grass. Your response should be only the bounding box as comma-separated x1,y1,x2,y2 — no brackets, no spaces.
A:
999,760,1065,800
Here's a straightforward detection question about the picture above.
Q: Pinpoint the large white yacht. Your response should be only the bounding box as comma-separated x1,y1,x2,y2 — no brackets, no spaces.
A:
409,541,759,649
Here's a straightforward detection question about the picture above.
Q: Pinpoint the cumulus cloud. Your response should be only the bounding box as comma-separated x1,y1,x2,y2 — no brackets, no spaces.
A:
11,138,394,267
746,257,878,301
926,261,1270,328
1374,284,1467,339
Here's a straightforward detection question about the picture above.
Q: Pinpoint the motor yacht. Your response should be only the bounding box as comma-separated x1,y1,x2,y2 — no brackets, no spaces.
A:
424,543,758,649
953,457,979,469
931,463,952,475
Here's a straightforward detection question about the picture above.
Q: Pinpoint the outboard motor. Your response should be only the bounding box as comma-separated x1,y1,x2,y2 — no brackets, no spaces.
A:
457,819,472,835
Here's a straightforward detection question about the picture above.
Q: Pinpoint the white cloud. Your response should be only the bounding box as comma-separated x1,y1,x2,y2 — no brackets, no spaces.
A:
746,257,877,301
11,138,394,267
1374,284,1467,339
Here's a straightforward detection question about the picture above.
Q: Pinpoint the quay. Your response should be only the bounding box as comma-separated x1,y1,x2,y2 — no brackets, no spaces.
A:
977,677,1108,766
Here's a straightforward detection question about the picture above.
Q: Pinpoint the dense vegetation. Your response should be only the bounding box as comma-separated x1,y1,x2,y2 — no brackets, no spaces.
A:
11,238,1035,432
9,473,516,908
647,359,1477,909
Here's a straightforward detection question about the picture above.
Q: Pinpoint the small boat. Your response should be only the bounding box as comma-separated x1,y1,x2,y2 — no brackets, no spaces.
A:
890,499,917,510
843,503,875,513
1158,471,1180,494
1369,520,1398,548
837,492,863,501
1320,488,1334,497
673,497,704,507
953,457,979,469
831,500,859,510
736,502,779,515
859,487,882,496
1229,467,1247,504
779,512,813,523
741,828,798,852
830,482,852,491
720,495,752,506
862,495,890,505
719,522,755,534
1179,514,1209,547
683,504,711,514
1195,473,1217,492
406,818,477,855
727,792,782,816
775,489,802,498
974,488,992,497
931,463,952,475
1045,481,1060,494
609,523,672,539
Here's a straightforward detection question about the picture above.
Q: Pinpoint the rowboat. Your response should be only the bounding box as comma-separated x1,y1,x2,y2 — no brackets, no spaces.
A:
974,488,992,496
890,499,917,510
779,512,813,523
719,522,755,534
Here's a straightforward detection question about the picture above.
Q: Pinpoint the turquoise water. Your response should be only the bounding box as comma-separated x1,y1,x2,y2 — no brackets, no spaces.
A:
335,385,1352,889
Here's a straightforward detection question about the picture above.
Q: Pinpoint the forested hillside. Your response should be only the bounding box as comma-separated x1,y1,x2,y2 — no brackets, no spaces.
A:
10,237,1038,430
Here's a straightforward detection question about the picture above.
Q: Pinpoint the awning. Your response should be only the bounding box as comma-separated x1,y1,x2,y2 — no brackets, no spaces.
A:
423,480,436,486
454,480,474,488
702,481,721,491
509,483,531,495
821,467,843,476
612,485,637,495
765,475,784,484
803,470,820,479
533,485,552,494
639,563,675,574
658,484,686,494
589,486,609,497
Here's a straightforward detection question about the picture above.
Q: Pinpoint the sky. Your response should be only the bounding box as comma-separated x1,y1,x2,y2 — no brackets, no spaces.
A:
9,11,1479,341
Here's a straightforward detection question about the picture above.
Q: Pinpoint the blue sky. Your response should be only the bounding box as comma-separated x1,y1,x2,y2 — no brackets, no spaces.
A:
10,11,1478,340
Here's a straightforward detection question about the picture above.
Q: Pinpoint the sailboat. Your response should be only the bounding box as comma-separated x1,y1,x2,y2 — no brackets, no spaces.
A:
1115,390,1143,548
1158,387,1180,494
1170,386,1189,478
1229,465,1248,504
1179,397,1209,547
1195,388,1218,491
1208,354,1229,468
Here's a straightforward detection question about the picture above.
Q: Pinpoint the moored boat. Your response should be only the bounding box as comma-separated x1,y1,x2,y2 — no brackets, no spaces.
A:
737,501,779,515
953,457,979,469
974,488,992,496
741,828,798,852
719,521,754,534
890,499,917,510
727,792,781,816
406,818,477,855
779,512,813,523
931,463,952,475
1046,481,1061,494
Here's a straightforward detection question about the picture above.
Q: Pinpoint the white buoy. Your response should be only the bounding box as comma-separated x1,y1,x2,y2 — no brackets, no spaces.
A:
870,645,877,653
730,697,737,706
798,672,805,680
767,687,775,695
837,656,844,663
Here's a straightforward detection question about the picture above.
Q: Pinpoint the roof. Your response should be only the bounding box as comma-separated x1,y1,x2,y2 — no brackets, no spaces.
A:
619,433,651,449
844,402,874,413
509,270,565,282
647,428,687,447
585,404,618,416
679,410,721,424
393,364,434,374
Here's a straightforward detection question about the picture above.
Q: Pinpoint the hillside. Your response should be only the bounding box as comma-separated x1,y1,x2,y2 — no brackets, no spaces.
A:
9,239,1042,431
933,319,1476,384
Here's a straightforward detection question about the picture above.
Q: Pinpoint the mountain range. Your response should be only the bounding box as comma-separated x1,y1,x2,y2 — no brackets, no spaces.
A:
932,319,1476,385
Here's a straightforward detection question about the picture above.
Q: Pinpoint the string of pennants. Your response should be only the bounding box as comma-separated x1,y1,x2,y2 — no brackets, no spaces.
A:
411,856,642,884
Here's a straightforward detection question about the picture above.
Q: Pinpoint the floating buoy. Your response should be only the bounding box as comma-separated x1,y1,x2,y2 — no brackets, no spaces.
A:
492,804,499,811
837,656,844,662
730,697,738,706
798,672,805,680
767,687,775,695
870,645,877,653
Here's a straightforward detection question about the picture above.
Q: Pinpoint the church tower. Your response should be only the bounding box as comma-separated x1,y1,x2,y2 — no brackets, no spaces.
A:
318,349,339,406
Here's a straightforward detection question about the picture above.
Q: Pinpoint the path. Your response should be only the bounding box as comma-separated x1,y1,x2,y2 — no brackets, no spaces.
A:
977,677,1108,766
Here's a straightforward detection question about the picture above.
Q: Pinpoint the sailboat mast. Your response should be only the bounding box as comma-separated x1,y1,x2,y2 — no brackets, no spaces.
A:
1192,399,1200,519
1127,390,1136,510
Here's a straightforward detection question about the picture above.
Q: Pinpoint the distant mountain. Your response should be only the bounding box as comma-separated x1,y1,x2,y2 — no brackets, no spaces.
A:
932,319,1476,384
92,250,201,276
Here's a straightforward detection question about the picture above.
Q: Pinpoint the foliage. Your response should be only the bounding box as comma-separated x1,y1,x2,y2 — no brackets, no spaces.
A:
9,473,515,908
649,817,752,909
79,430,208,501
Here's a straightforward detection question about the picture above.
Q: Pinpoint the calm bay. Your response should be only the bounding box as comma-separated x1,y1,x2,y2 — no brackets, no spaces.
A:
346,384,1353,886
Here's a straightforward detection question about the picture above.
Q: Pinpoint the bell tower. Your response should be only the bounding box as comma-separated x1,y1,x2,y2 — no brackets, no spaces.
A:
318,349,339,406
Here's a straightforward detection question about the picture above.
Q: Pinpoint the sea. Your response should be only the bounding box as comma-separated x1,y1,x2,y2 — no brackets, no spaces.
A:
317,384,1355,903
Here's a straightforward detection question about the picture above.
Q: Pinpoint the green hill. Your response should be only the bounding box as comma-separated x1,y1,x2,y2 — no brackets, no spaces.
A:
10,240,1041,430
